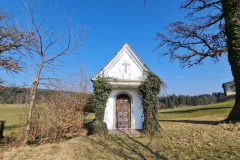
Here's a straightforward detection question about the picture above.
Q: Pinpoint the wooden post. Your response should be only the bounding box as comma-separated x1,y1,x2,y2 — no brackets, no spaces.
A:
0,119,6,139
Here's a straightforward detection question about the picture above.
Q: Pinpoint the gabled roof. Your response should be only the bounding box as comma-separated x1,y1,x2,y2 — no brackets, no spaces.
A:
222,81,235,87
92,43,149,81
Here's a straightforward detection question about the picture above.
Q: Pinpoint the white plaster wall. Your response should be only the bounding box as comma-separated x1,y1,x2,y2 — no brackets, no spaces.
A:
103,88,143,129
225,83,236,96
106,52,143,80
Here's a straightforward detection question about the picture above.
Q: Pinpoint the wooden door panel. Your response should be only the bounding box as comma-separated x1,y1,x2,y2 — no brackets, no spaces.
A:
117,99,130,129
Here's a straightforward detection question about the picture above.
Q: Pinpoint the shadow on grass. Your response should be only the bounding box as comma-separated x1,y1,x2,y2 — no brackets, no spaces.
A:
83,117,167,159
4,124,21,131
89,131,167,160
159,119,223,125
160,106,232,114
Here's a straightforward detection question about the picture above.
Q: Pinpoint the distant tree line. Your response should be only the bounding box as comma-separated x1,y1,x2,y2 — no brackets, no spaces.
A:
1,86,225,110
0,86,93,111
159,93,225,109
0,86,52,104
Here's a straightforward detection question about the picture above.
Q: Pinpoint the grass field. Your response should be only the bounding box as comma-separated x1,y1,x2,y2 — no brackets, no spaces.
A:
1,99,240,160
0,104,27,135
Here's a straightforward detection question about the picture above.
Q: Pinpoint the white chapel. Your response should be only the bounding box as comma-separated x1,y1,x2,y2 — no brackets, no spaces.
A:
92,43,149,130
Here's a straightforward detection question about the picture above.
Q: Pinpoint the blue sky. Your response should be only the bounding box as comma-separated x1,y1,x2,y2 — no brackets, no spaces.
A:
1,0,233,95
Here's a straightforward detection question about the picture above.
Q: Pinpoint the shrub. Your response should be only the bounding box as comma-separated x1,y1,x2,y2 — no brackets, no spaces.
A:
88,119,108,135
91,76,112,134
26,91,86,143
138,71,164,135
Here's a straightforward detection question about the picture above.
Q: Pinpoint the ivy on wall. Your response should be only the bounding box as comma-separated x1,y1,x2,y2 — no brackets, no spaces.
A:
138,71,164,135
91,76,112,134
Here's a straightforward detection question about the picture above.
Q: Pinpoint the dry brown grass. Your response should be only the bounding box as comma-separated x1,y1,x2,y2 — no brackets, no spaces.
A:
2,99,240,159
2,121,240,160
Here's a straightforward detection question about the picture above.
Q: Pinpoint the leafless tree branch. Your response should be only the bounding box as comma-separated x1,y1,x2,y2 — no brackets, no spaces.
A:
156,0,226,67
21,0,87,144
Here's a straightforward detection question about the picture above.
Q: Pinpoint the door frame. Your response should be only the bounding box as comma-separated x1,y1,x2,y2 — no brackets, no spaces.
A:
114,92,132,129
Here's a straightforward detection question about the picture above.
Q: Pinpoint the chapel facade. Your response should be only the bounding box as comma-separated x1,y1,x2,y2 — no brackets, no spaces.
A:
92,43,149,130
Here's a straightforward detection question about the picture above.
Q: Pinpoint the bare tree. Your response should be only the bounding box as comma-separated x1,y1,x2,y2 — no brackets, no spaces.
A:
21,1,86,144
79,65,90,93
156,0,240,122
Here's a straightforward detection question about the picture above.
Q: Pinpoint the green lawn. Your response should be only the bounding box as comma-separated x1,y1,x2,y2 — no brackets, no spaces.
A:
159,99,234,120
1,99,240,160
0,104,27,134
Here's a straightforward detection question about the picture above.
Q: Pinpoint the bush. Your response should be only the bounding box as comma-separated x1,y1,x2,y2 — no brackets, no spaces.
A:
138,71,164,135
82,93,94,113
88,119,108,135
91,76,112,134
27,91,86,143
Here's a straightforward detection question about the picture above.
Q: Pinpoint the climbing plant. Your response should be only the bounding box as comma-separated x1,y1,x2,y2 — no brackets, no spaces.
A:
91,76,112,134
138,70,164,135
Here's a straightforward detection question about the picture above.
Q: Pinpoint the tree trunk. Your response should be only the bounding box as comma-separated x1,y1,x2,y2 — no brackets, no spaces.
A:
23,63,43,144
0,120,6,139
221,0,240,122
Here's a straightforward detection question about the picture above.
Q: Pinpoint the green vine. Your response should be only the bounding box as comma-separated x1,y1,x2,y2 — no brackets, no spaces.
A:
91,76,112,134
138,70,164,135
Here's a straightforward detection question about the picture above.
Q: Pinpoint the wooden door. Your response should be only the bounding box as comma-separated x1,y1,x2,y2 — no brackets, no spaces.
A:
116,97,130,129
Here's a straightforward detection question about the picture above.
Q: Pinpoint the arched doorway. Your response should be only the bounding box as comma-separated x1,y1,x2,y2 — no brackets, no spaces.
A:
116,94,131,129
